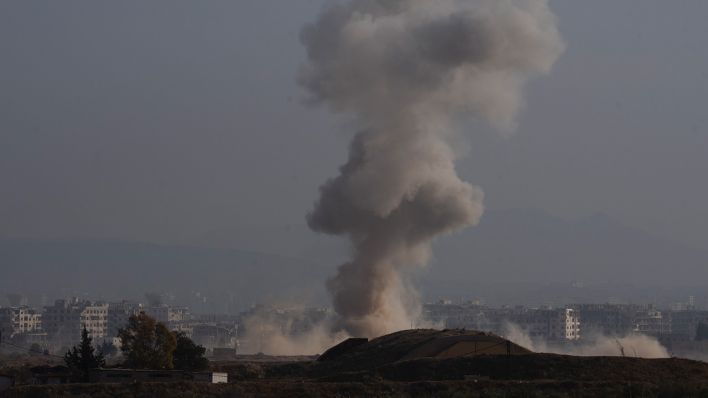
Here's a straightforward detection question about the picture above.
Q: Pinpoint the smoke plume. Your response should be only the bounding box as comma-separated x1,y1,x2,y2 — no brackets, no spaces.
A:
301,0,564,337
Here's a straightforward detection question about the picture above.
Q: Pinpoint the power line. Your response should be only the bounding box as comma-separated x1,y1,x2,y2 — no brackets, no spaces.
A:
0,340,64,359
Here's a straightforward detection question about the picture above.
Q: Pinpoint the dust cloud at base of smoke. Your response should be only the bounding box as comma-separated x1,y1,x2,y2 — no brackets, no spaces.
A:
237,308,448,356
502,322,669,358
238,311,349,356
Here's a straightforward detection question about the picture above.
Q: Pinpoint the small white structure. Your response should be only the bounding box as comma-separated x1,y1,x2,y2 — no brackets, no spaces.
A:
90,369,228,384
212,372,228,383
194,372,228,384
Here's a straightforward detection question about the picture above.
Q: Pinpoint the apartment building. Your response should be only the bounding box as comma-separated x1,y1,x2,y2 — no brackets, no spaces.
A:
506,308,581,341
0,307,42,337
80,303,110,339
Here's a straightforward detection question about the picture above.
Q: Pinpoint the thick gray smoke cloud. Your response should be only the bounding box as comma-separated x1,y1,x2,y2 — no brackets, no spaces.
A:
300,0,564,337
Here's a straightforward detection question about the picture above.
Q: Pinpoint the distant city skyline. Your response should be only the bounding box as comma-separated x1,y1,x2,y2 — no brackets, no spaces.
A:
2,293,707,359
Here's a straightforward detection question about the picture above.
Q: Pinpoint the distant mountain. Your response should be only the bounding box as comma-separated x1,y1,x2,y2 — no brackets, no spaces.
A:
2,209,706,310
0,239,333,311
426,208,708,304
188,222,349,265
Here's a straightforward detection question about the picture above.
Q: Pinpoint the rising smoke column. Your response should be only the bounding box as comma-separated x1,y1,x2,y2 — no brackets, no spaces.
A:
300,0,564,337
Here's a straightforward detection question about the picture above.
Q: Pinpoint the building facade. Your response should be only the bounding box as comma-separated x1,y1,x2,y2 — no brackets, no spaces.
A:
0,307,42,337
80,303,110,339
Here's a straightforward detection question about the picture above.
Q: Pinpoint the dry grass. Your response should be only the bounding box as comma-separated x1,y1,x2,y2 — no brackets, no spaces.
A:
5,330,708,397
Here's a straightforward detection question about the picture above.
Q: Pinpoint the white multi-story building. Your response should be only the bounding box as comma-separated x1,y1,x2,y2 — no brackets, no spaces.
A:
81,303,109,339
558,308,581,340
507,308,580,341
0,307,42,337
16,307,42,334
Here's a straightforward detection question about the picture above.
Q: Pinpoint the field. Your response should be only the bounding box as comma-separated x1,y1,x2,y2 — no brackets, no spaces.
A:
5,354,708,397
4,330,708,397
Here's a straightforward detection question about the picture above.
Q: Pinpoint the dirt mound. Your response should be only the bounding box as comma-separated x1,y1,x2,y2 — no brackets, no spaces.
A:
318,338,368,362
317,329,529,368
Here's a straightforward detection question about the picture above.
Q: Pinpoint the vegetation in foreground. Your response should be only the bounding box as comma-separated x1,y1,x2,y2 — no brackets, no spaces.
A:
5,329,708,397
4,378,708,398
4,352,708,398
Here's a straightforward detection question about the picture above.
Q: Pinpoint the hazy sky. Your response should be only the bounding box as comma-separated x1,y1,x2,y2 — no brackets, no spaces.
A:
1,0,707,254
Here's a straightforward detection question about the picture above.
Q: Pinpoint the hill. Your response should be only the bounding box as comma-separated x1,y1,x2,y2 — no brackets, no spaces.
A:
0,239,331,311
2,209,708,308
428,208,708,303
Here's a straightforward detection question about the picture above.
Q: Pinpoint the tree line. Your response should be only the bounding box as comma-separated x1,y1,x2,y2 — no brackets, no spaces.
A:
64,312,208,381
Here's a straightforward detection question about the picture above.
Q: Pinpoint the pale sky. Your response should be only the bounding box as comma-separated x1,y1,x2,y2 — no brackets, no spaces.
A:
1,0,707,256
